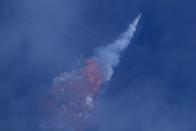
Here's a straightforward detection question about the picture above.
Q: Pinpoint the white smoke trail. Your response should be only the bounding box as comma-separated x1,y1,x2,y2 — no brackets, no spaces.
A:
94,13,142,82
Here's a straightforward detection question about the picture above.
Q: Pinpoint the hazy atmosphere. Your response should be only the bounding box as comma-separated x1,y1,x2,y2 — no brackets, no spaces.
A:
0,0,196,131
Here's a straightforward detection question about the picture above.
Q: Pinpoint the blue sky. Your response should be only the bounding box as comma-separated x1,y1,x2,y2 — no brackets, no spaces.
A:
0,0,196,131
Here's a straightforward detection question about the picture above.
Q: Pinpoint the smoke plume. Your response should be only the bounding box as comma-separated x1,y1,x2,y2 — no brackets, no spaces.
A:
41,14,141,131
94,13,141,81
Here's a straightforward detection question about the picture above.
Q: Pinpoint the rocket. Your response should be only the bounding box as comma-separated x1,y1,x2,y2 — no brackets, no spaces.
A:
132,13,141,28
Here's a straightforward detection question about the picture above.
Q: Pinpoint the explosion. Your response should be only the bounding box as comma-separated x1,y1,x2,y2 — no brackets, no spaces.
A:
41,14,141,131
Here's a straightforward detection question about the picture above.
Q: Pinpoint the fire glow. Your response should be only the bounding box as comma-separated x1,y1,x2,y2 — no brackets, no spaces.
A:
41,14,141,131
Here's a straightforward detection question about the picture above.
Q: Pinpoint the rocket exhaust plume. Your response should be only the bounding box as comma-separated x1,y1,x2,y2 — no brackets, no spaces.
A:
94,13,141,82
41,14,141,131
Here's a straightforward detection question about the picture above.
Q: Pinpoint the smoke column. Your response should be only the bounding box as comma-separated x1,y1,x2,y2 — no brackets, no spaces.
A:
94,13,141,82
41,14,141,131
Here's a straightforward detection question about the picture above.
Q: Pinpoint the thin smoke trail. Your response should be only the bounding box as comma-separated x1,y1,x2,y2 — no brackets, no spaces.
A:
94,13,142,82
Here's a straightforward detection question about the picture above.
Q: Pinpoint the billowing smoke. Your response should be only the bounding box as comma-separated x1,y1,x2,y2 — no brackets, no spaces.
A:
41,14,141,131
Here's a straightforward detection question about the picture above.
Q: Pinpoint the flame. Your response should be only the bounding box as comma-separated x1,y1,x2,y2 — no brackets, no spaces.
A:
41,58,104,130
81,59,103,95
